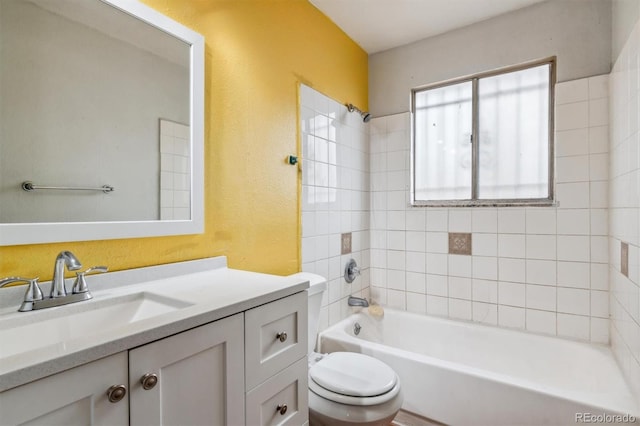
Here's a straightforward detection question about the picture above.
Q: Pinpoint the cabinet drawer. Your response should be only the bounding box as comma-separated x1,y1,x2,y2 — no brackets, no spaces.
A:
245,291,308,389
246,357,308,426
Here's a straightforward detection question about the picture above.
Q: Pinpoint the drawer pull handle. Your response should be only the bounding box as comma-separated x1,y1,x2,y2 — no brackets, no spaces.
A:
276,332,288,342
106,384,127,403
141,373,158,390
277,404,288,415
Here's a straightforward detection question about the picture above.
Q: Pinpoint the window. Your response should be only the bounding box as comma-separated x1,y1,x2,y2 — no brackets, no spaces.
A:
411,58,555,206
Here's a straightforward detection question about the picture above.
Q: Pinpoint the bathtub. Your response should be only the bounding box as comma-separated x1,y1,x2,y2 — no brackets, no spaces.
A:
319,309,640,426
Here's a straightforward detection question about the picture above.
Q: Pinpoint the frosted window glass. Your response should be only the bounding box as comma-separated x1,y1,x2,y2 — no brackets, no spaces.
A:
414,81,472,201
478,64,549,199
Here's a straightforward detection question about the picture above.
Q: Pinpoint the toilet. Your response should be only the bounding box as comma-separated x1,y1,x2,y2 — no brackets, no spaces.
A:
293,272,403,426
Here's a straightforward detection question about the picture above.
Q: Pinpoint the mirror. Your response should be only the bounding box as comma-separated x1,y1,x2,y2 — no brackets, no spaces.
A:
0,0,204,245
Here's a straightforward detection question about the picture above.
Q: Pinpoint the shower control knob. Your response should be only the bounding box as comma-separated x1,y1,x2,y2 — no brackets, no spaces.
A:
106,384,127,403
140,373,158,390
277,404,288,415
344,258,361,283
276,331,288,342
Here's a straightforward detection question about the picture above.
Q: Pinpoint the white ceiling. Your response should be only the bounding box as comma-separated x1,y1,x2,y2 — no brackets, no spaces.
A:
309,0,547,54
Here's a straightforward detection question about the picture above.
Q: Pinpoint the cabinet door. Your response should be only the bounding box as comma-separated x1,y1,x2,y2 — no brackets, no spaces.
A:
0,352,128,426
129,313,244,426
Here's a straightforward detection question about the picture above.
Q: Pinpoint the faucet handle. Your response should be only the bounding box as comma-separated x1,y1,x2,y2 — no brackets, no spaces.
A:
72,266,108,294
83,266,108,275
0,277,31,288
344,259,361,283
0,276,42,296
0,277,44,311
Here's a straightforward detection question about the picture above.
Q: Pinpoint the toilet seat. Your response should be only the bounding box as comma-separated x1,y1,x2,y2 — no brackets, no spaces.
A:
309,376,401,406
309,352,400,406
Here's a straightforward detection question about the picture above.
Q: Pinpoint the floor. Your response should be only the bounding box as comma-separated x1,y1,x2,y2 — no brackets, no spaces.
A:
391,410,446,426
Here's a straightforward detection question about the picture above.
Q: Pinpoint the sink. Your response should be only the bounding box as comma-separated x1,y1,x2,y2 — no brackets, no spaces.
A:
0,292,192,359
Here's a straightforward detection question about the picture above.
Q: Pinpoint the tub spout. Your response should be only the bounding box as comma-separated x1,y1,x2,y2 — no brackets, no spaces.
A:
348,296,369,307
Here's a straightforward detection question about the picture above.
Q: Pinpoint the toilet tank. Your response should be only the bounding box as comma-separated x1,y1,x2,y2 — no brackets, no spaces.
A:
288,272,327,353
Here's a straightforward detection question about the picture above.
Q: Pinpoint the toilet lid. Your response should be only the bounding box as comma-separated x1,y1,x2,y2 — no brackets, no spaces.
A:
309,352,397,397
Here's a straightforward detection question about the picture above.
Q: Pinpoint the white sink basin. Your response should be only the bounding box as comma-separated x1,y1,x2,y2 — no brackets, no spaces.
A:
0,292,192,359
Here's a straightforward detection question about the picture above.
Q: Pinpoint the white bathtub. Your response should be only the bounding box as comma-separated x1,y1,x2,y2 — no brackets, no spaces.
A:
319,309,640,426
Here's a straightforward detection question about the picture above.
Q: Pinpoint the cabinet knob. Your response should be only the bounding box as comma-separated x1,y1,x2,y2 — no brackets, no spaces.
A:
106,384,127,403
140,373,158,390
276,404,288,415
276,331,288,343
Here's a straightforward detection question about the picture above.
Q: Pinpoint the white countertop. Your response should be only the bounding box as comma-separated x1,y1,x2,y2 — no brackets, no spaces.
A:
0,256,309,392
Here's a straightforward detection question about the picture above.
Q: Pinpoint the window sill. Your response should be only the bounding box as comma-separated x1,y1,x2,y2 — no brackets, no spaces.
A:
410,199,558,208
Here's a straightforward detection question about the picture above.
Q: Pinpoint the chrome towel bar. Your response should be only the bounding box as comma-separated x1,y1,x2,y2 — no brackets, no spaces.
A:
21,181,114,193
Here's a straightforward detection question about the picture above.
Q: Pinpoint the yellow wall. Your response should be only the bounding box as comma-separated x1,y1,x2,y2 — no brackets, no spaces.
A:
0,0,367,280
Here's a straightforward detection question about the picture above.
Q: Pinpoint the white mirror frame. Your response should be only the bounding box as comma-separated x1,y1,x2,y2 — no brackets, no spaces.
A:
0,0,204,246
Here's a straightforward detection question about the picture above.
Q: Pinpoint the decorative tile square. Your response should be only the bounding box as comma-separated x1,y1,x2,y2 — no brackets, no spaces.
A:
622,242,629,277
341,232,352,255
448,232,472,255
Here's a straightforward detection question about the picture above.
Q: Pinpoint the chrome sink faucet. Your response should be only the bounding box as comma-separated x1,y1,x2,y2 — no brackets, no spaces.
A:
0,251,108,312
51,251,82,298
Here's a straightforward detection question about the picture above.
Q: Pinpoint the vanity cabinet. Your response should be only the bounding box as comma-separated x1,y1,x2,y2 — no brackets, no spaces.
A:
0,292,308,426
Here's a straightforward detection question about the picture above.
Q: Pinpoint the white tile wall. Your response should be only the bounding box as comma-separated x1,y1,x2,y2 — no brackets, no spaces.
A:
300,85,370,332
369,74,609,343
160,119,191,220
610,15,640,400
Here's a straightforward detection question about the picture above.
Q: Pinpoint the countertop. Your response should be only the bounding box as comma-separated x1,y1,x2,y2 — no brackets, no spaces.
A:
0,256,309,392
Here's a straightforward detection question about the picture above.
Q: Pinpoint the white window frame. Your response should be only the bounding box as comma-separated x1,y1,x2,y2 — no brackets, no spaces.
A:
410,57,556,207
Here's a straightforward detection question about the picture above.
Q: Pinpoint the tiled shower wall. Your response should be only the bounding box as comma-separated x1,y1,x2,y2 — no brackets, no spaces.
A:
300,85,370,332
369,75,610,343
610,15,640,398
160,120,191,220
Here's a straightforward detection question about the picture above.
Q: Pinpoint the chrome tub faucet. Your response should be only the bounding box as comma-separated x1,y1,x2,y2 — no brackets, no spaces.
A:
348,296,369,308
